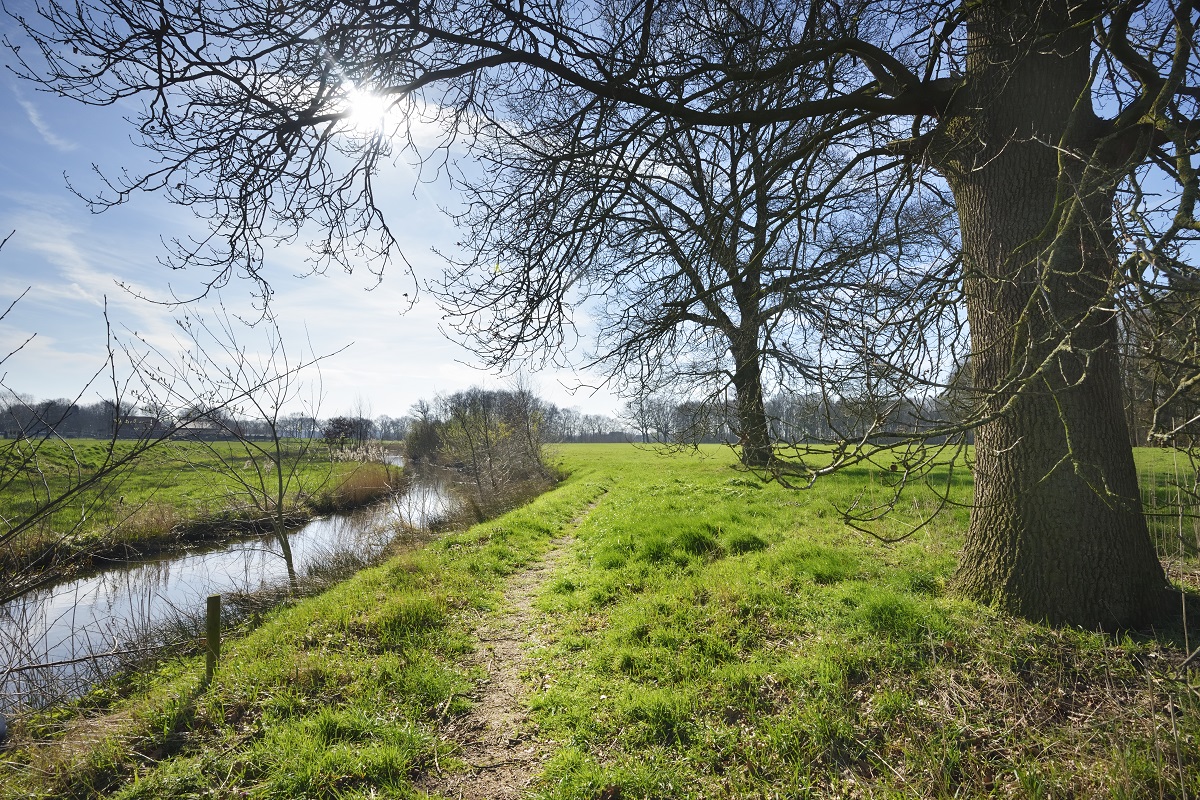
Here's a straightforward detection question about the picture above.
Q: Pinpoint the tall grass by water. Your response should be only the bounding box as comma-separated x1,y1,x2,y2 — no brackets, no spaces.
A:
0,439,395,583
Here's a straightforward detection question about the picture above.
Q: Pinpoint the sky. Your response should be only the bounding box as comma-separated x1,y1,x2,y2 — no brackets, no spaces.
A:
0,59,620,421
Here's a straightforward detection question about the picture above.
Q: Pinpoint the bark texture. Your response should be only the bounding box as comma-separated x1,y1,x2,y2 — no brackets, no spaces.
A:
935,0,1168,627
729,331,774,468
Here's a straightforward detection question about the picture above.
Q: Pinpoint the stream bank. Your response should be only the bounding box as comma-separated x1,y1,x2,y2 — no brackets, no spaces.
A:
0,463,454,714
0,460,399,593
0,457,607,800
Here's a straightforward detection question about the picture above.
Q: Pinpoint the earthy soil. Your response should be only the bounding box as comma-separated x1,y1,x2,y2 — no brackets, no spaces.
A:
419,504,597,800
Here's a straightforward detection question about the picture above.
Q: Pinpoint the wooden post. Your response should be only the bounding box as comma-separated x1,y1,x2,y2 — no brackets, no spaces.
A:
205,594,221,684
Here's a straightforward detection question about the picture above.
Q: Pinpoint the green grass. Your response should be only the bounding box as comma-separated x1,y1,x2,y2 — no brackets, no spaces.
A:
522,446,1197,799
1,444,1196,799
0,438,394,572
0,452,608,799
1136,447,1200,563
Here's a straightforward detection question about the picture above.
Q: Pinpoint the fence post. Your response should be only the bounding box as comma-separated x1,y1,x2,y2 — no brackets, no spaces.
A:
205,594,221,684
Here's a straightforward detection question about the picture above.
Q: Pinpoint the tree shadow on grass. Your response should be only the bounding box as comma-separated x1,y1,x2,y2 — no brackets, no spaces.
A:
1152,588,1200,660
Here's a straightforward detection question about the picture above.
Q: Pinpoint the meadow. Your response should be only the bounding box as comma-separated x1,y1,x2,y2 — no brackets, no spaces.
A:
0,444,1196,798
0,438,395,577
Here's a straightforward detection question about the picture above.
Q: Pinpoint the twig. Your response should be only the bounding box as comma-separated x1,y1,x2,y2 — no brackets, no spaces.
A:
435,693,458,721
6,642,178,674
1182,645,1200,671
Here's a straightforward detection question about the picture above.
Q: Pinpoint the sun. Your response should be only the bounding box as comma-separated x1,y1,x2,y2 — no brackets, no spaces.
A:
342,86,395,134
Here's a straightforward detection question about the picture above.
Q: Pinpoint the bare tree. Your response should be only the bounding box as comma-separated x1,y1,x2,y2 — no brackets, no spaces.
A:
1121,284,1200,448
374,415,408,442
10,0,1200,625
0,237,326,603
0,234,182,603
503,374,550,475
438,46,958,467
349,395,375,447
404,386,554,520
125,307,346,592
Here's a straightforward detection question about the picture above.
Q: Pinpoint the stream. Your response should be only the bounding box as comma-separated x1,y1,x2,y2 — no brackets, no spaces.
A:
0,460,456,714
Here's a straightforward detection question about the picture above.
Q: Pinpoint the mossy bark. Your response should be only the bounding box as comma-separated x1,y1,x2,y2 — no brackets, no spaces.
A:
934,0,1168,627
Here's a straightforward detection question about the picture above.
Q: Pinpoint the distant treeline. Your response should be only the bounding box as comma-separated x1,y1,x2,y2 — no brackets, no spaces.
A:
0,394,633,444
0,390,957,448
622,391,975,448
6,387,1080,449
0,398,119,439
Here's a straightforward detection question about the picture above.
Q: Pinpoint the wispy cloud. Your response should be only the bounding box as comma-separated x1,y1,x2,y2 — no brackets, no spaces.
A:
0,164,620,416
12,88,77,153
0,208,182,350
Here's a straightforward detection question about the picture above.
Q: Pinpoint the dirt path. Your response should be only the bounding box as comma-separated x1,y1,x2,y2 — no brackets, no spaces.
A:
419,504,596,800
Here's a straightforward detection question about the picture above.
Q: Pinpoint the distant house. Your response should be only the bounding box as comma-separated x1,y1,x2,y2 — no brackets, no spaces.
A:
173,420,229,441
113,415,165,439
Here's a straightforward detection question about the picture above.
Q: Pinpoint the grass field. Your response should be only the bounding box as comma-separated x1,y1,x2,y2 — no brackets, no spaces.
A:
0,444,1196,799
0,438,395,575
1136,447,1200,563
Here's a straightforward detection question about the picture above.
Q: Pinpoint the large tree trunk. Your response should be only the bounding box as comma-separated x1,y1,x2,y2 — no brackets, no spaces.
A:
729,331,773,468
936,0,1168,627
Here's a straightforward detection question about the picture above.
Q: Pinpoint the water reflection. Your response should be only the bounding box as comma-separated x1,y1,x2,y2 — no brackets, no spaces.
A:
0,465,455,713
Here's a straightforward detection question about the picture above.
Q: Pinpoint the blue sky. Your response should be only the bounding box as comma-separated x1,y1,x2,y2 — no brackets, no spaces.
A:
0,77,618,420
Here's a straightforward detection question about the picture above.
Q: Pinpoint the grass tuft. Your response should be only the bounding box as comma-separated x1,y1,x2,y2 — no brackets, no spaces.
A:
724,530,768,554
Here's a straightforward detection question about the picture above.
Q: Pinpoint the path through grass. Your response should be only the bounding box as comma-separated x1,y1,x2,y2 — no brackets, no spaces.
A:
416,497,603,799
